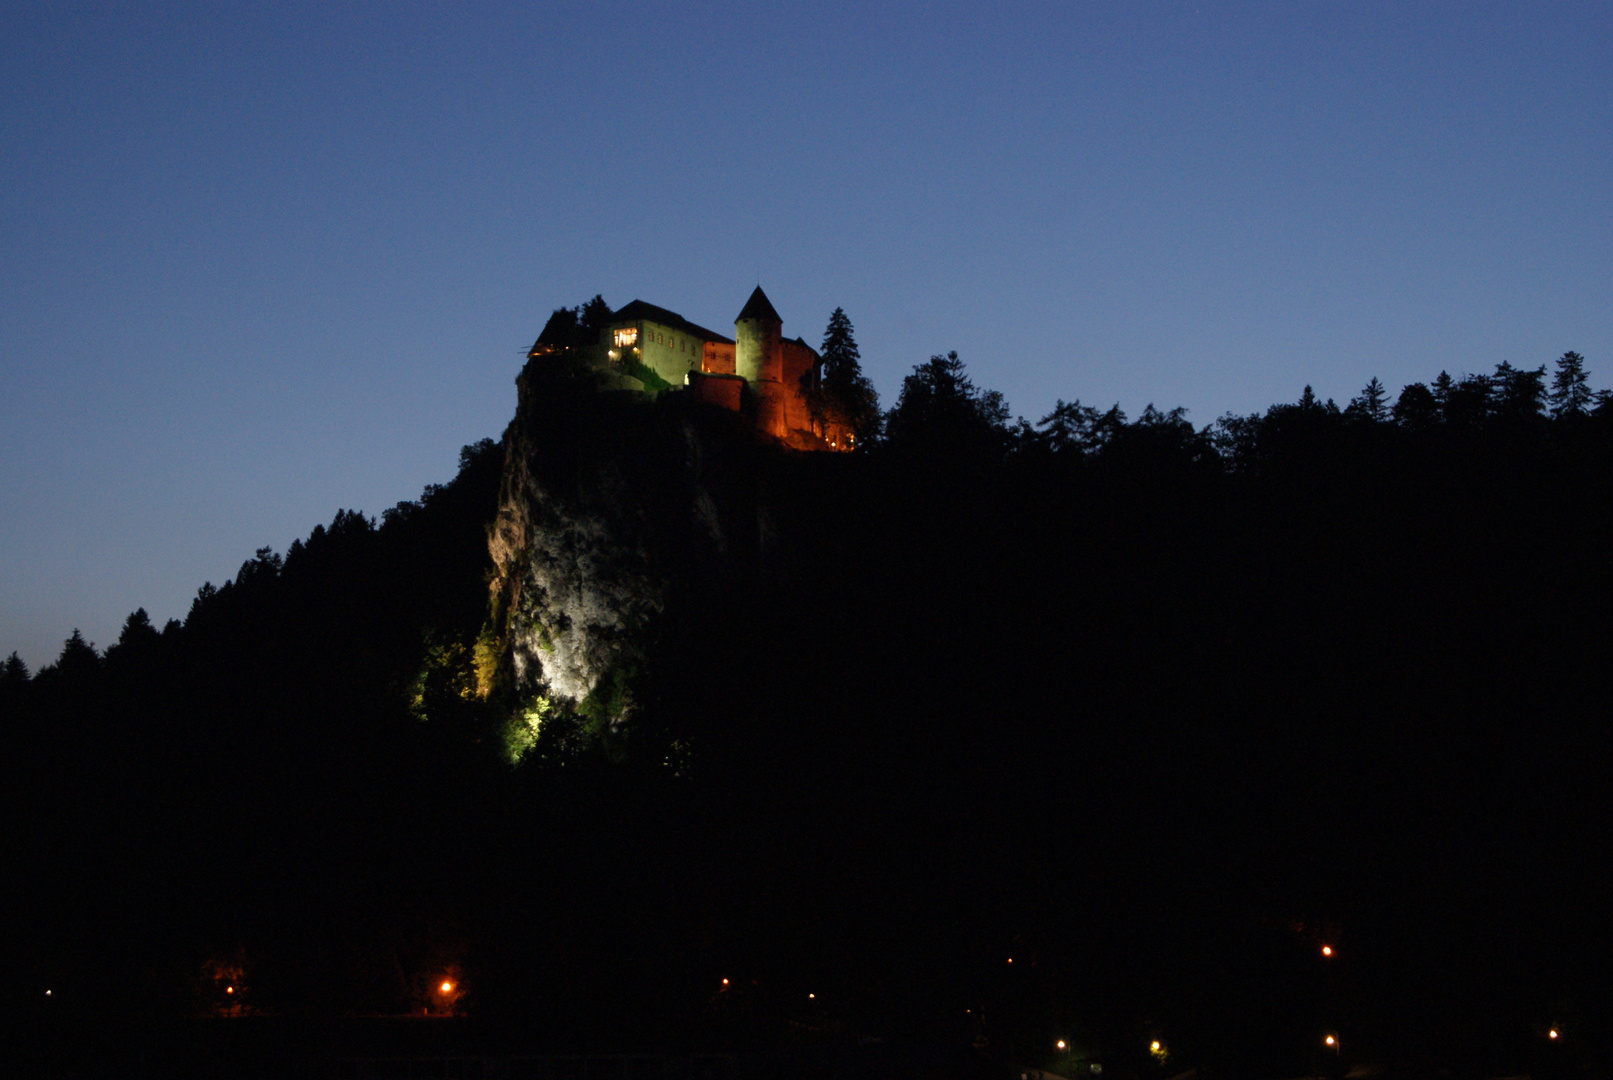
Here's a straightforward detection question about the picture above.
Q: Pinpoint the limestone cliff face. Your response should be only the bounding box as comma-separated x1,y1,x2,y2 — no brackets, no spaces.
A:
486,360,771,717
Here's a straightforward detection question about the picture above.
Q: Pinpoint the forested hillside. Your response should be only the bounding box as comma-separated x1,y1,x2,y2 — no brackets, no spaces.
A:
4,345,1611,1080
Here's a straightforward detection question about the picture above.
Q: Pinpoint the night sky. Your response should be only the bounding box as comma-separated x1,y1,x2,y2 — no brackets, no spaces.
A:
3,2,1610,670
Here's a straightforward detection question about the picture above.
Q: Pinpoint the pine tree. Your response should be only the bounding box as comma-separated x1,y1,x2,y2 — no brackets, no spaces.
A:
53,629,101,682
1347,377,1390,423
809,308,880,447
1492,362,1547,423
1549,351,1593,418
820,308,860,383
1,651,28,688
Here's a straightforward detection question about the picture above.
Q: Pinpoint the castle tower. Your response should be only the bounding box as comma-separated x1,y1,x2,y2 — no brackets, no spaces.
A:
735,286,784,383
734,286,788,438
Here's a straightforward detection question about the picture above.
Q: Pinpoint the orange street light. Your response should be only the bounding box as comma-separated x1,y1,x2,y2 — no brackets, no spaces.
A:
1325,1035,1338,1049
1321,945,1333,957
1549,1029,1560,1040
1057,1040,1067,1051
439,980,455,995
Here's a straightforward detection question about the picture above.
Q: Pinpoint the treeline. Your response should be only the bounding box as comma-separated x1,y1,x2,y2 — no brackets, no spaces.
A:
3,339,1613,1080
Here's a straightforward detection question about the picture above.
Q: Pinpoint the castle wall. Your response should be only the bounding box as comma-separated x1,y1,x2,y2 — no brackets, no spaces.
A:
689,372,743,411
702,341,736,375
634,320,706,386
780,339,817,435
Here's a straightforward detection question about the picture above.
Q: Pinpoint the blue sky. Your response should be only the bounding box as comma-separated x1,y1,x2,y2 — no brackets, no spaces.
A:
3,1,1610,669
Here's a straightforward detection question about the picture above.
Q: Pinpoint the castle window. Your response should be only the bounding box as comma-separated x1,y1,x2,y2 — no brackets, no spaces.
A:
614,327,638,348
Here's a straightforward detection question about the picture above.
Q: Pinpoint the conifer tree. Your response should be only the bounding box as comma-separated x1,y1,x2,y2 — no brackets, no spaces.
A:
1491,362,1547,423
1,651,28,688
1347,377,1390,422
808,308,880,447
1550,351,1593,418
52,629,100,682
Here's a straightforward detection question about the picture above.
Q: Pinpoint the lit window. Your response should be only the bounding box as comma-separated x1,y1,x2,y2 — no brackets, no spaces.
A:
614,328,638,348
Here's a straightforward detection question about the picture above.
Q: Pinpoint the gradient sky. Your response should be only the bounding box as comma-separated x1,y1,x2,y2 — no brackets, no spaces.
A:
3,2,1610,670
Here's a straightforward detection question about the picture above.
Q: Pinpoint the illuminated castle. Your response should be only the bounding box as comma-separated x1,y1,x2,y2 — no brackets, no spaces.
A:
529,287,846,450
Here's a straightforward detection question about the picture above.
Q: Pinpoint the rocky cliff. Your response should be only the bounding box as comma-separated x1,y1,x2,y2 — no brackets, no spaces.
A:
485,356,780,728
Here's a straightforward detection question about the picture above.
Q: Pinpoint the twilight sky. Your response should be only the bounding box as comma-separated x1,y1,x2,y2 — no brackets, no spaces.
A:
3,2,1610,670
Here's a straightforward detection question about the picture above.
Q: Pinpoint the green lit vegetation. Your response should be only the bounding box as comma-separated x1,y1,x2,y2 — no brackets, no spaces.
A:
621,355,673,395
501,695,553,763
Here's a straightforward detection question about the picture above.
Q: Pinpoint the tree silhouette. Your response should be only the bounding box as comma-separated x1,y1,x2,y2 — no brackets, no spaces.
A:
806,307,880,448
52,629,101,682
1392,383,1439,429
883,350,1009,457
1,651,27,688
117,607,160,648
1035,399,1110,456
1550,351,1593,418
1346,377,1390,423
1442,372,1493,429
1491,362,1547,425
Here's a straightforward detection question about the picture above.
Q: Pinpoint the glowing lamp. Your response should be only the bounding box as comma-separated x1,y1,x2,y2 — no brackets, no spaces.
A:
721,978,729,987
439,980,454,995
1550,1029,1560,1040
1321,945,1333,957
1325,1035,1337,1048
1057,1040,1067,1051
226,986,234,994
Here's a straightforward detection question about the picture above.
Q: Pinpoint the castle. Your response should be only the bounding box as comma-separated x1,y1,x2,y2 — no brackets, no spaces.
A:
528,287,850,450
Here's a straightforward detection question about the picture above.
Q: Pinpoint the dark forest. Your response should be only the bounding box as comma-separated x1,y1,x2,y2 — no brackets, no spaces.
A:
3,332,1611,1080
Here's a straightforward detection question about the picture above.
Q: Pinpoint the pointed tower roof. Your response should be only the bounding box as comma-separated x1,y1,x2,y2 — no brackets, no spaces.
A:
735,285,782,324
